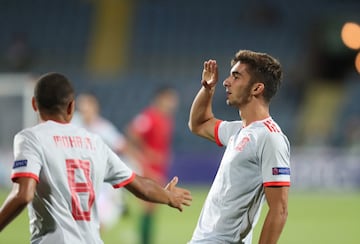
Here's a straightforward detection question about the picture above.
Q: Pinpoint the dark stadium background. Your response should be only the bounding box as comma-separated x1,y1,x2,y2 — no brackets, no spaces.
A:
0,1,360,243
0,0,359,189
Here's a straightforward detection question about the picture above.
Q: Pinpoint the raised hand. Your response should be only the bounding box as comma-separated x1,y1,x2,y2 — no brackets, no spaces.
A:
201,59,218,89
165,176,192,212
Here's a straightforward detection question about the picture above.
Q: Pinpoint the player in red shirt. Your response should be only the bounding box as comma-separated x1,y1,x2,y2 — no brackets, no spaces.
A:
127,86,179,244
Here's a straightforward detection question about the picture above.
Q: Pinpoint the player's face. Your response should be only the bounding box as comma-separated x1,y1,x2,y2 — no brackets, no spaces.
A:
76,96,98,124
223,62,254,108
160,91,179,116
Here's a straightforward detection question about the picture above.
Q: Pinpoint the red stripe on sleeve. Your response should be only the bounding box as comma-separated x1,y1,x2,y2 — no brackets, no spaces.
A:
263,181,290,187
113,172,136,188
214,120,223,147
11,173,39,183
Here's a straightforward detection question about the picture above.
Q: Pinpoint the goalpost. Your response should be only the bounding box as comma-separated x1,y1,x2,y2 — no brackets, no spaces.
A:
0,73,37,186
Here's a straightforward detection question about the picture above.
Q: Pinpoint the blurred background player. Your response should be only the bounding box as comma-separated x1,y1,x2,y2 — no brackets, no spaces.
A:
126,86,179,244
72,93,133,231
74,93,127,153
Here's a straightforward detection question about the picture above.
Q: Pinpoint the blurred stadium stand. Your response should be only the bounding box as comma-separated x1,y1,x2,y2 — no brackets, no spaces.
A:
0,0,359,186
0,0,93,72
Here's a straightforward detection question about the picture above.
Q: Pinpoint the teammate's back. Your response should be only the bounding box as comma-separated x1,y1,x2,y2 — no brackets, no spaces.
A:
0,72,192,244
13,121,133,243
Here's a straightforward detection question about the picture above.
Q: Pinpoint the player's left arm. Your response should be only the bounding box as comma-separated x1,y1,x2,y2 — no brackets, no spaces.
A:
125,175,192,212
0,177,37,232
259,129,290,244
259,186,289,244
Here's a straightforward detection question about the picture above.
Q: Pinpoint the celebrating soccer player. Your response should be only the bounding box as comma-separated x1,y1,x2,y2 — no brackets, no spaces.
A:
188,50,290,244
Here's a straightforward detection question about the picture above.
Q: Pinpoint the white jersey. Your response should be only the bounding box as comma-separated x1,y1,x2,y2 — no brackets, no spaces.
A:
72,113,129,229
189,117,290,244
11,120,135,244
71,113,126,152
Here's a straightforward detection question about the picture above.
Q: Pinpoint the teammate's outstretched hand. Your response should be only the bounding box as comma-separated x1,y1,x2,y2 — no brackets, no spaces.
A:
202,59,218,89
165,176,192,212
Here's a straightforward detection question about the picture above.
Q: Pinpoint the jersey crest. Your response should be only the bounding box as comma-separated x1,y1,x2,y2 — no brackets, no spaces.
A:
235,136,250,152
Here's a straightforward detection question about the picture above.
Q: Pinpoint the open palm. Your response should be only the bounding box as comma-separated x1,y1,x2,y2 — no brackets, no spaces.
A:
202,59,218,89
165,176,192,212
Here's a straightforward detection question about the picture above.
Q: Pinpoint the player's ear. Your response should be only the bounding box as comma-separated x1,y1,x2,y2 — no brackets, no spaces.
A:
252,83,264,96
31,97,38,112
67,99,75,115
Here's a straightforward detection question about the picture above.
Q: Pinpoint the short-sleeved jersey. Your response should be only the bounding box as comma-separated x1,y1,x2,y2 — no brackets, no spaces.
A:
11,121,135,244
130,107,174,177
189,117,290,244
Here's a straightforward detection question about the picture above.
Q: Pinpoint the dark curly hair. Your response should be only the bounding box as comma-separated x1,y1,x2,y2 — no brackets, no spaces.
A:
231,50,283,102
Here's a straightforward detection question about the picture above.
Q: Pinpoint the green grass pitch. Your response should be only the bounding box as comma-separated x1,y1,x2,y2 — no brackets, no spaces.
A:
0,187,359,243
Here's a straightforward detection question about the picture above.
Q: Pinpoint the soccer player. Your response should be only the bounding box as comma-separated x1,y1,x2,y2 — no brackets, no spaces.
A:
0,73,192,244
74,93,127,155
188,50,290,244
126,86,179,244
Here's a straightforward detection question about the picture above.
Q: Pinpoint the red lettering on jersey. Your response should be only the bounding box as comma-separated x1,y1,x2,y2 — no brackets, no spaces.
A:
84,137,95,150
70,136,83,148
53,136,94,150
63,136,71,147
75,136,83,148
53,136,62,146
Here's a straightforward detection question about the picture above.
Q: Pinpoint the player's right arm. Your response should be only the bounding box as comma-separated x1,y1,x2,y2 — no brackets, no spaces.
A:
0,177,37,232
125,175,192,212
103,133,192,211
188,59,220,142
0,131,40,232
